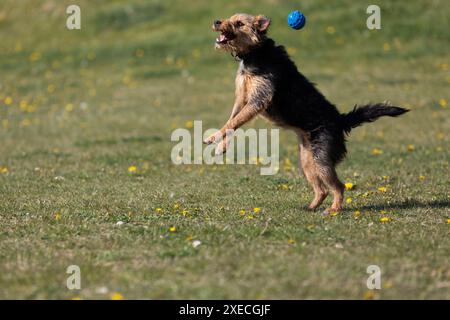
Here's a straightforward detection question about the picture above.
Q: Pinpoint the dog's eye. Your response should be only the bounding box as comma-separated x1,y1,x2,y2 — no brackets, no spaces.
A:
236,21,244,28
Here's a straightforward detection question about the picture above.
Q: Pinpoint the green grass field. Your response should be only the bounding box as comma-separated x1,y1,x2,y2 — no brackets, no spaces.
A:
0,0,449,299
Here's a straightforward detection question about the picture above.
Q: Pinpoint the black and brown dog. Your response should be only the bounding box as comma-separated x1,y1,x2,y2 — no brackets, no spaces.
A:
204,13,408,212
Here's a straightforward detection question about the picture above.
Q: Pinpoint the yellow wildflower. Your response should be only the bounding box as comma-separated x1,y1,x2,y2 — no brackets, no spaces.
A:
439,98,447,108
279,184,289,190
372,148,383,155
0,167,8,174
239,209,246,216
326,26,335,34
253,207,261,214
29,51,41,62
354,211,361,219
169,226,177,233
407,144,415,152
380,217,390,223
346,197,352,204
378,187,387,193
419,175,425,181
127,165,137,173
55,213,62,221
110,292,124,300
65,103,74,112
181,210,189,216
288,239,295,245
185,120,193,129
364,291,376,300
344,182,354,190
4,96,13,105
155,208,162,213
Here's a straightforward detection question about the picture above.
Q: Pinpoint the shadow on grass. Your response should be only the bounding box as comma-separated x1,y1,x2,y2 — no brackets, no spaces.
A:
358,199,450,211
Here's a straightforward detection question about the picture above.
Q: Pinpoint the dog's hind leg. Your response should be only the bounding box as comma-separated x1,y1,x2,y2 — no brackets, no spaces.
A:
298,134,328,210
317,164,345,213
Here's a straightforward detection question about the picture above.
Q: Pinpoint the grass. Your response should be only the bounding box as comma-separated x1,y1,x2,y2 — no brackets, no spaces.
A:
0,0,449,299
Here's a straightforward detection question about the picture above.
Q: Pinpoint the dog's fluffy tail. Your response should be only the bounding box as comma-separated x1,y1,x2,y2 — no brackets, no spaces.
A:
341,103,409,134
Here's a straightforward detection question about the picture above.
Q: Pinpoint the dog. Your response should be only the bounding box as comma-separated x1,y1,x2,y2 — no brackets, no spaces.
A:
204,13,409,212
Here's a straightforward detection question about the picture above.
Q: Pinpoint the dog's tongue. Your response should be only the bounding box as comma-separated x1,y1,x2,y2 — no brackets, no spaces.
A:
219,34,226,42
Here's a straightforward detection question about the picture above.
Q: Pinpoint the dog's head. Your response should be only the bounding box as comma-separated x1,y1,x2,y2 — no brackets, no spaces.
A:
213,13,270,56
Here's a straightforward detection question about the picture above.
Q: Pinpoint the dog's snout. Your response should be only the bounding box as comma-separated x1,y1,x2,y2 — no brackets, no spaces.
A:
214,20,222,29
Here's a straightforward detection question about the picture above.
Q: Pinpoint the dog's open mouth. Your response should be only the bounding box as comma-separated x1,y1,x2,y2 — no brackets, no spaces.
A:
216,32,234,44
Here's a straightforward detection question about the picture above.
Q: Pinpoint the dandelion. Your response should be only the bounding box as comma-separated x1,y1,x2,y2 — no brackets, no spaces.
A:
279,183,289,190
253,207,261,214
378,187,387,193
346,197,352,204
372,148,383,155
155,208,162,214
380,217,390,223
185,235,193,241
4,96,13,105
185,120,193,129
0,167,8,174
287,47,297,55
419,175,425,181
54,212,62,221
65,103,74,112
127,165,137,173
354,211,361,219
326,26,335,34
364,291,376,300
288,239,295,245
330,211,339,217
344,182,354,190
181,210,189,217
169,226,177,233
447,219,450,224
407,144,415,152
247,215,254,220
110,292,124,300
439,98,447,108
239,209,246,216
29,51,41,62
173,203,180,210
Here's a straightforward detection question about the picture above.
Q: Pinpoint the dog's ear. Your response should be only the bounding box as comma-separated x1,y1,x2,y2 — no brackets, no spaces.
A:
254,15,270,33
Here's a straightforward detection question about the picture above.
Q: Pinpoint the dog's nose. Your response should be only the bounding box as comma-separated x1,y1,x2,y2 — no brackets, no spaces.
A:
214,20,221,27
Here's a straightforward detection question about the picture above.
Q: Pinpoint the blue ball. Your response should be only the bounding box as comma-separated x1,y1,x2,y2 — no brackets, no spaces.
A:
287,10,306,30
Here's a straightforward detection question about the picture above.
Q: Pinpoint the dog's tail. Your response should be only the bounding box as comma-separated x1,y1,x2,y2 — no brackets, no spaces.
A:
341,102,409,134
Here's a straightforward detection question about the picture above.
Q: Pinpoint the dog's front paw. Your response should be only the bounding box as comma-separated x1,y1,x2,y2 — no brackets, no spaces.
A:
215,139,228,155
203,135,216,145
203,131,221,145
